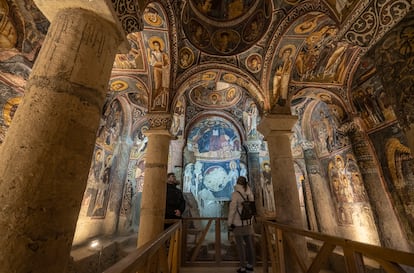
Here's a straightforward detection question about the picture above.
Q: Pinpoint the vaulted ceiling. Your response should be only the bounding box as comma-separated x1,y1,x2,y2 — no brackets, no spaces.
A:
1,0,413,143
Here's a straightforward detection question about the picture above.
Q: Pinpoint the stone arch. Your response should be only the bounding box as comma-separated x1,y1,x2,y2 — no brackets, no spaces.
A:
174,65,266,112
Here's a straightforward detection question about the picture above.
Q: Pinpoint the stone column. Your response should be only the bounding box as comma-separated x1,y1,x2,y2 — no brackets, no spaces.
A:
258,114,309,272
138,127,172,247
245,140,262,211
343,119,413,251
301,141,337,234
169,138,185,180
0,7,125,272
106,135,134,234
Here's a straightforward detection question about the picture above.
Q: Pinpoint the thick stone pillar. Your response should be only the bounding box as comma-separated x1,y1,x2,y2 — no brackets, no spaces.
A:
258,114,309,272
138,129,172,247
0,7,124,272
343,120,413,251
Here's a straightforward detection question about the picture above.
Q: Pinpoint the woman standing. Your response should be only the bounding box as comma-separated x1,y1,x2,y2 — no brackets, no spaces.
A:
228,176,255,273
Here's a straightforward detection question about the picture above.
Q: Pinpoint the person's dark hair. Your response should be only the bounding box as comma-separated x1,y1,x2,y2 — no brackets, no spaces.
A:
167,172,175,178
236,176,248,191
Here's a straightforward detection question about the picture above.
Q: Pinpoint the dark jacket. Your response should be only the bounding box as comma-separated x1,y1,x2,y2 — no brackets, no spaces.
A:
165,183,186,219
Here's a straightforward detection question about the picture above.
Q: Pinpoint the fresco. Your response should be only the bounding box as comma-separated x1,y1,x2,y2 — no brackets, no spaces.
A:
258,142,276,215
212,29,241,54
292,24,354,84
143,4,165,28
325,0,358,22
369,125,414,236
290,123,303,158
243,99,260,139
84,147,113,218
324,149,374,228
245,53,262,73
183,0,271,55
120,124,148,231
193,0,257,21
0,94,20,144
171,95,185,138
96,100,122,150
179,47,195,69
185,117,242,216
373,14,414,130
352,79,396,130
145,35,170,111
189,81,242,108
113,32,145,70
82,99,123,219
310,101,344,156
272,44,296,106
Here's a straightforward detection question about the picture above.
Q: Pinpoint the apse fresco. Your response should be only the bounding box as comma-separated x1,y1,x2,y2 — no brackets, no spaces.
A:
185,117,243,216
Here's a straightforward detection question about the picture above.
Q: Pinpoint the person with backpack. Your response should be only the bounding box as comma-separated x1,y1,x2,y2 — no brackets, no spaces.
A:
228,176,255,273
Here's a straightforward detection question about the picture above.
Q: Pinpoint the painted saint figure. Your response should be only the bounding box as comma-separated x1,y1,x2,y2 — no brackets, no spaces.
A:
147,38,170,110
273,45,295,105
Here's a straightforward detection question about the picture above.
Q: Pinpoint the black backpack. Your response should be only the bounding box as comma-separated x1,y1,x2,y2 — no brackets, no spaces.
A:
236,191,257,221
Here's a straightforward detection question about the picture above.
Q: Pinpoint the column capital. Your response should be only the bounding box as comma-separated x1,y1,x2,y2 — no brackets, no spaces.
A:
258,114,298,138
146,113,173,131
33,0,140,52
245,140,261,153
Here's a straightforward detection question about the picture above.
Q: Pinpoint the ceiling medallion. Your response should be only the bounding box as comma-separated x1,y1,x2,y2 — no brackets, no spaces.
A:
183,0,272,55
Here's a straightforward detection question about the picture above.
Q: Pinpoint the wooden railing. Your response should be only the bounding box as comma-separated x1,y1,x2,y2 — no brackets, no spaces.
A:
262,220,414,273
101,218,414,273
102,221,181,273
181,217,238,266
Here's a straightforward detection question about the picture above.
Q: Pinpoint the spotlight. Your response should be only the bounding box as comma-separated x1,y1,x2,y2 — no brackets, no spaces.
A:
89,239,100,249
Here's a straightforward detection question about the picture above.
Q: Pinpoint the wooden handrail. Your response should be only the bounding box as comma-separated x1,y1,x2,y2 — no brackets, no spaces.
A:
263,220,414,273
103,221,181,273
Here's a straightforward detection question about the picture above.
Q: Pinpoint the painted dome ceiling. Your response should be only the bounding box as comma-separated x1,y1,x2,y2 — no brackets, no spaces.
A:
182,0,272,55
